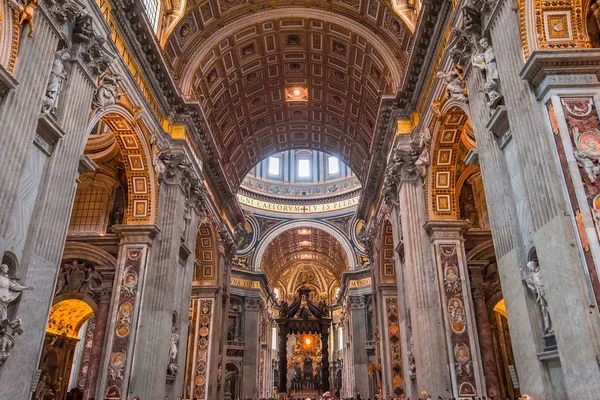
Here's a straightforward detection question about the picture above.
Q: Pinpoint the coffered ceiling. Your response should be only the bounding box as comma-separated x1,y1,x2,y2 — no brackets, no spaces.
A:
261,227,349,284
163,0,413,189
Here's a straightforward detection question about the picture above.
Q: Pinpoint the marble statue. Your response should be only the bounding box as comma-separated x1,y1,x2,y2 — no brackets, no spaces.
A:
0,317,23,364
574,140,600,182
436,65,468,103
42,50,70,116
55,260,88,295
182,202,191,239
168,327,180,376
0,263,31,322
522,261,553,334
34,372,53,400
92,71,126,110
472,37,502,108
414,127,431,178
407,336,416,377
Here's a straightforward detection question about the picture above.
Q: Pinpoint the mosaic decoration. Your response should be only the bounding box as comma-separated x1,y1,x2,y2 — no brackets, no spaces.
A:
385,298,403,395
438,244,477,397
105,248,145,399
547,98,600,306
192,299,214,400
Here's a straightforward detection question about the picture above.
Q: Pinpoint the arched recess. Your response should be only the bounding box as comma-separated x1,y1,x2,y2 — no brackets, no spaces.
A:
253,220,356,271
0,0,20,74
426,105,478,220
86,103,157,225
390,0,420,33
194,220,218,284
519,0,591,59
379,219,396,284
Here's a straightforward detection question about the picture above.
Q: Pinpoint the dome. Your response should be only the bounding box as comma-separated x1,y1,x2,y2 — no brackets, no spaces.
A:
237,150,361,215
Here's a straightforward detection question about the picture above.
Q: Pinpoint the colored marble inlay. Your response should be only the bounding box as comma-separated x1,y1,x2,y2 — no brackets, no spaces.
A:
385,298,403,395
549,98,600,307
105,248,145,399
439,244,476,397
193,299,213,399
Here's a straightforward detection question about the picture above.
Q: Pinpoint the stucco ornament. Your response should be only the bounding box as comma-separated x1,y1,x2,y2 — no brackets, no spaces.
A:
436,65,468,103
521,261,553,334
472,37,502,108
9,0,38,38
92,71,127,110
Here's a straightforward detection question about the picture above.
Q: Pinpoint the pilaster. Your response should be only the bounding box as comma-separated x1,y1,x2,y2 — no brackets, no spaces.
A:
425,220,486,398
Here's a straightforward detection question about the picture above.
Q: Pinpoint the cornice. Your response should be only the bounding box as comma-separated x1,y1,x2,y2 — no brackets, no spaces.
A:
108,0,244,225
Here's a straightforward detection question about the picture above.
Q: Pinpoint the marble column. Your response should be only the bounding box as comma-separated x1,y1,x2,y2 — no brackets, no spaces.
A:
348,295,369,397
469,264,501,399
241,297,262,397
278,323,288,394
85,290,111,400
389,145,449,397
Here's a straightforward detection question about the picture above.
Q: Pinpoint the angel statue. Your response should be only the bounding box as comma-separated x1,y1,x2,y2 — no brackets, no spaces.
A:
0,263,32,323
472,37,503,108
9,0,38,38
521,260,553,334
92,71,127,110
436,65,468,103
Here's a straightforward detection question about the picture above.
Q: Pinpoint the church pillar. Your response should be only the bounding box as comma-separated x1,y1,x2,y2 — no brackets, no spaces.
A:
321,321,330,392
469,264,501,399
85,290,111,400
240,296,263,398
128,143,204,400
278,323,288,395
98,224,158,400
0,18,106,398
348,295,369,397
424,220,486,398
389,145,449,398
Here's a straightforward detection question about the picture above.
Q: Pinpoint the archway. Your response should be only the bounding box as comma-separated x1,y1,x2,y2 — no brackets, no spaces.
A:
37,299,95,400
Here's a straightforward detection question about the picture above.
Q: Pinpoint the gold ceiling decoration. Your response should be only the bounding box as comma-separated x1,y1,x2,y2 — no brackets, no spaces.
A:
47,299,94,339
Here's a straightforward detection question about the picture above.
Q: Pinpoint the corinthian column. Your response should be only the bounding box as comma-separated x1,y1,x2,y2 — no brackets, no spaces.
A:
385,138,449,398
128,142,205,400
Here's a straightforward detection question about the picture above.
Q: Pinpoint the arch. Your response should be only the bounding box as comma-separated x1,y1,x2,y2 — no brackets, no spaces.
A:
46,299,95,339
86,105,157,225
194,220,219,283
253,220,356,272
62,242,118,267
426,106,477,220
379,219,396,284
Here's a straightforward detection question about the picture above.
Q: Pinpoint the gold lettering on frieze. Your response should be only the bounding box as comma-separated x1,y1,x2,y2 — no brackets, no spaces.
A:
237,194,359,213
349,277,372,288
230,277,261,290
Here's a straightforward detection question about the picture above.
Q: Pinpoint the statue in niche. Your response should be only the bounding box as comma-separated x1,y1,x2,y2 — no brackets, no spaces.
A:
0,263,31,322
92,71,126,110
407,335,416,377
521,260,553,334
167,327,179,376
436,65,468,103
472,37,503,108
42,49,70,117
181,201,191,239
413,127,431,178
